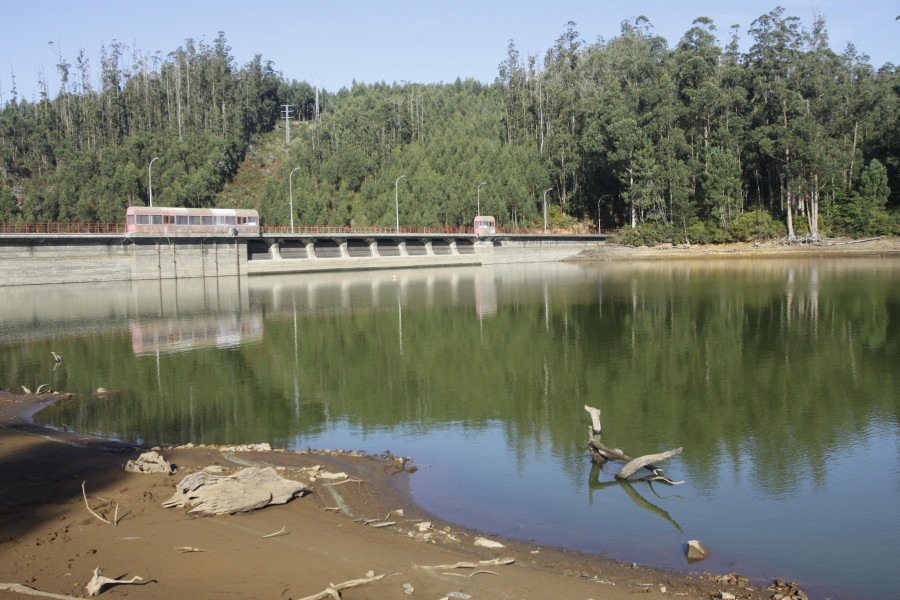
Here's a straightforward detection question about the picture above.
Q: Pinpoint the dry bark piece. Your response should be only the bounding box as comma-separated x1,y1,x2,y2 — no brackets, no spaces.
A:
162,467,308,515
124,451,173,474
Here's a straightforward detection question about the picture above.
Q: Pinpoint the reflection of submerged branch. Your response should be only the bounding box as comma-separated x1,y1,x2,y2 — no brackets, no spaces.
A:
588,464,683,532
583,405,685,532
584,405,684,484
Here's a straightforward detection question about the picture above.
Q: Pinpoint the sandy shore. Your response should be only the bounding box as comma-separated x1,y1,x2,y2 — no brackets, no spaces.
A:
6,239,894,600
565,236,900,261
0,394,781,600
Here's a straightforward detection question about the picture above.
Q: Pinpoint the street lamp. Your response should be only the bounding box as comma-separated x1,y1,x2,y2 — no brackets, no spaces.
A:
148,157,159,207
395,174,406,233
289,167,300,233
597,194,610,233
543,188,553,233
477,181,487,217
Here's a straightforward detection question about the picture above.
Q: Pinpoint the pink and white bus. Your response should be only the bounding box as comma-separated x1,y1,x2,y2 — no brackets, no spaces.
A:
126,206,259,234
473,215,495,237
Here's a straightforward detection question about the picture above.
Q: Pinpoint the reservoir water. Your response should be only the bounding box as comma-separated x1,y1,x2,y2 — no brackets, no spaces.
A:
2,258,898,599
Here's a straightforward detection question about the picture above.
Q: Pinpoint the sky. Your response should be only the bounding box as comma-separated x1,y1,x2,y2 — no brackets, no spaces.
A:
2,0,897,103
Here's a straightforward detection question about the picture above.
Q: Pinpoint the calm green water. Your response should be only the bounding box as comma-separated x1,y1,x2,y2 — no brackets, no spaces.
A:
2,259,898,600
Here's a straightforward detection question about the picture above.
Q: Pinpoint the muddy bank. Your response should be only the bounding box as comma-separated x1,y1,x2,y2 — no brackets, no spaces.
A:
0,392,788,600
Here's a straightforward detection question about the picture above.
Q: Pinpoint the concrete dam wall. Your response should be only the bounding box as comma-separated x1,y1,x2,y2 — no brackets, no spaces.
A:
0,234,603,286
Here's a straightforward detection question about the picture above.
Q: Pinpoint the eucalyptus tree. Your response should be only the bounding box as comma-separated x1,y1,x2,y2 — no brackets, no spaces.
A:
598,17,671,227
542,21,583,212
745,7,805,239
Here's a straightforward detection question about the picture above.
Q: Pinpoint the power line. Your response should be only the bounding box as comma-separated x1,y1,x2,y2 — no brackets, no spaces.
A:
281,104,294,145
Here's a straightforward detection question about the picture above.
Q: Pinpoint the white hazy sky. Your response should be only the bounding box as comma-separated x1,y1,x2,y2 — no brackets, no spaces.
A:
2,0,897,102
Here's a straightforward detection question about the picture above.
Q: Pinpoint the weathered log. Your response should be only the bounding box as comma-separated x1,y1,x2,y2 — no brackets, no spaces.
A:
616,447,683,480
584,405,683,483
0,583,82,599
587,437,631,463
583,405,602,435
162,467,308,515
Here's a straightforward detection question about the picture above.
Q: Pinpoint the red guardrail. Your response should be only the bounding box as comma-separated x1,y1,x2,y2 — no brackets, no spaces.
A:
259,225,617,235
1,222,616,236
0,222,127,234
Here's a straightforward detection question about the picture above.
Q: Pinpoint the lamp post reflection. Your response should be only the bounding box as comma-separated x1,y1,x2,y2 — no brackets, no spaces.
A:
543,188,553,233
395,175,406,233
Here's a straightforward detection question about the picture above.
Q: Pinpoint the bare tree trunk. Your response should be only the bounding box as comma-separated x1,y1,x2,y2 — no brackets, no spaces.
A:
848,120,858,186
809,173,821,240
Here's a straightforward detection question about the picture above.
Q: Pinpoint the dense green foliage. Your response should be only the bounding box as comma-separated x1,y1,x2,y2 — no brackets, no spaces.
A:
1,10,898,241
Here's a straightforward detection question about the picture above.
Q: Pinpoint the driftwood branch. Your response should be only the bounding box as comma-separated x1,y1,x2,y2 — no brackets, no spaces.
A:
85,567,144,596
829,236,884,246
262,526,288,538
616,447,683,480
584,405,602,435
81,482,118,526
295,573,385,600
0,583,83,599
415,557,515,570
584,405,683,484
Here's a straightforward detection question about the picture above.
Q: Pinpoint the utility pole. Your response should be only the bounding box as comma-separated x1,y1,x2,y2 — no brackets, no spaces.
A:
281,104,294,145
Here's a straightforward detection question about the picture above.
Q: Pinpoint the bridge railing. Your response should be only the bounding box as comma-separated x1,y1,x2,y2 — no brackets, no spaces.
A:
0,222,126,234
1,222,617,236
260,225,618,236
260,225,477,235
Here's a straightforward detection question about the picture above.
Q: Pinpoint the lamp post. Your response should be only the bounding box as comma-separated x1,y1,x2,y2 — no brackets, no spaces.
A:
395,174,406,233
289,167,300,233
477,181,487,217
597,194,609,233
543,188,553,233
148,157,159,207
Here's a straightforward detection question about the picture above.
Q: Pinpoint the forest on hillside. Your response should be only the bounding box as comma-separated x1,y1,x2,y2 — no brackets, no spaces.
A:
1,8,898,244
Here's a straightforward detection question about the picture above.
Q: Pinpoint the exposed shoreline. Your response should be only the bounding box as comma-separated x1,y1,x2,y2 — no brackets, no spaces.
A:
0,392,783,600
565,236,900,261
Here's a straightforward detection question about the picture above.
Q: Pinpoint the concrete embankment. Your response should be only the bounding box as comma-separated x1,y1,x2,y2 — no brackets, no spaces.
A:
0,233,604,286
